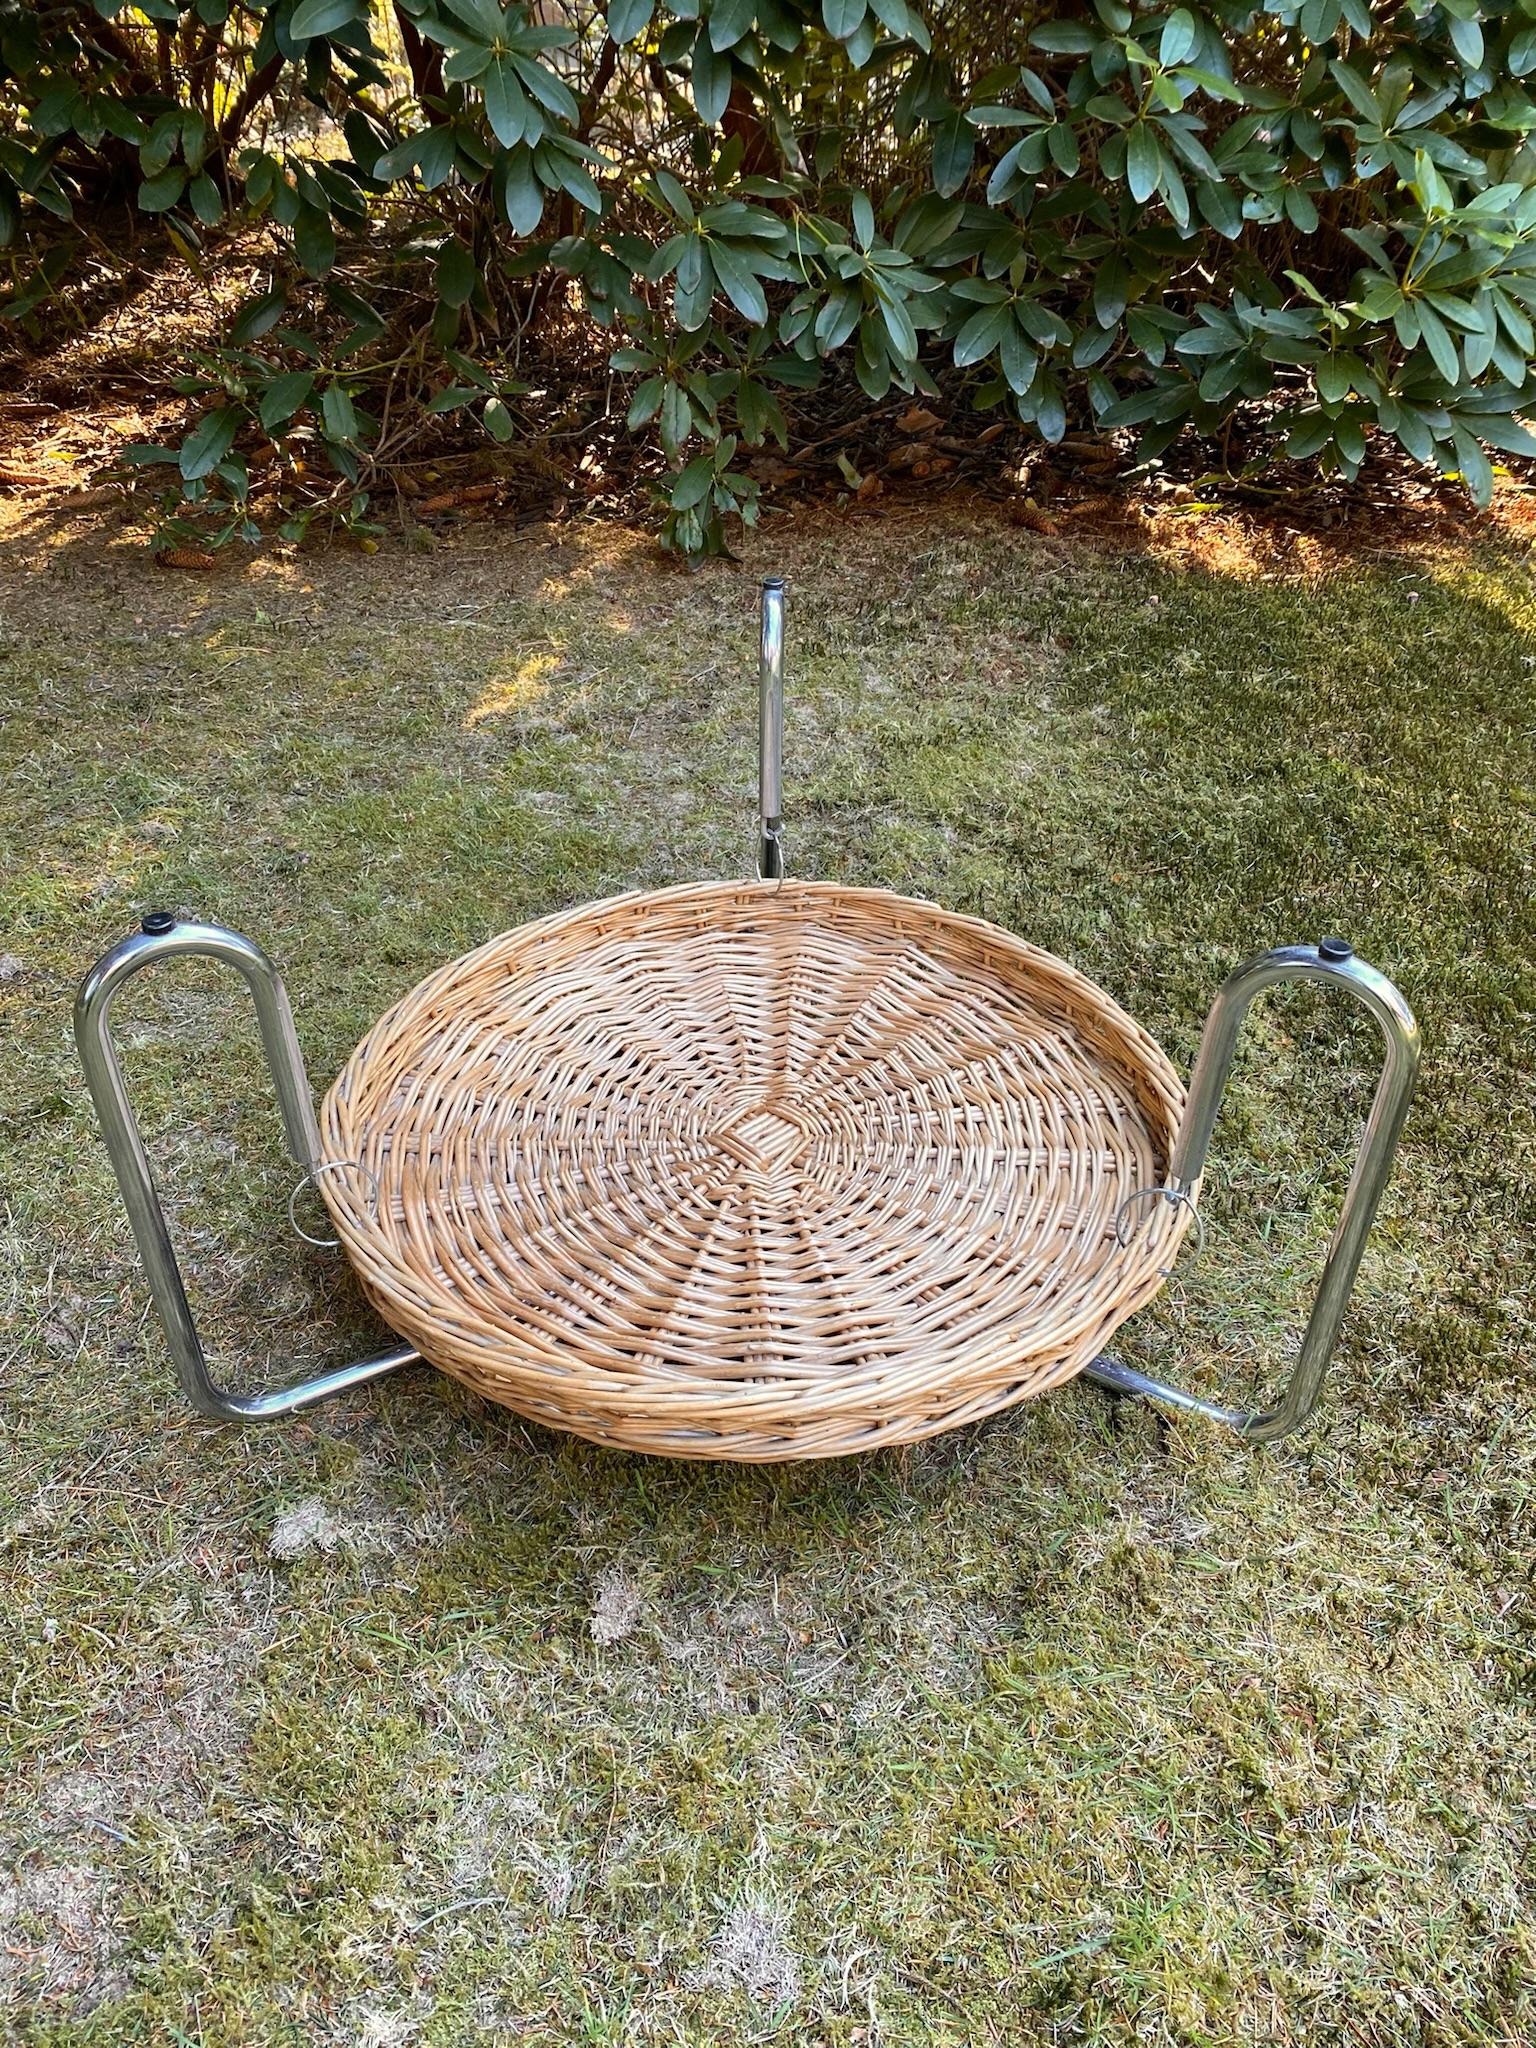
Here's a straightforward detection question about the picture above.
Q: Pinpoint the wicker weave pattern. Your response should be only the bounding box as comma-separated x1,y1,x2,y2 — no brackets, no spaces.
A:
319,880,1189,1460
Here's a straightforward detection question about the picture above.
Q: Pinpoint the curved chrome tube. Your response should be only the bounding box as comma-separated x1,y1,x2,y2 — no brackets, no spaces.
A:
758,575,785,880
1086,940,1420,1441
74,916,418,1421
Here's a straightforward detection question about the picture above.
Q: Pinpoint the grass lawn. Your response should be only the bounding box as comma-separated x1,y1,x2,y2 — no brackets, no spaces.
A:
1,503,1532,2045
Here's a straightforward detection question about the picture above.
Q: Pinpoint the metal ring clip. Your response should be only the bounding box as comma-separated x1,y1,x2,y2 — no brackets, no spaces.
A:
287,1157,380,1250
755,822,787,892
1114,1183,1205,1274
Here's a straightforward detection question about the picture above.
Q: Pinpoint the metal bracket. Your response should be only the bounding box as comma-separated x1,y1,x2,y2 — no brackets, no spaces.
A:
1084,939,1420,1441
74,914,419,1422
757,575,786,881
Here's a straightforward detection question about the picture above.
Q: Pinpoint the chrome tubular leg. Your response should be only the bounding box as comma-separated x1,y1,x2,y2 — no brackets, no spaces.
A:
758,575,785,881
74,914,419,1422
1084,939,1421,1442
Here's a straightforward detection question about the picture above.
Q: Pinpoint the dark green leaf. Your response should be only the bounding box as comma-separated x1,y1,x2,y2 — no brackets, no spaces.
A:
627,375,665,427
1126,123,1162,204
1029,22,1097,52
1046,121,1079,175
1196,177,1242,238
179,407,240,480
293,205,336,276
671,452,717,508
869,0,928,50
691,33,731,124
259,371,315,432
1093,254,1129,328
1329,60,1379,123
417,127,459,189
1450,426,1492,503
497,149,544,234
290,0,361,37
542,143,603,214
1415,298,1460,383
1034,381,1066,442
483,395,515,442
484,56,532,147
1447,15,1483,69
322,383,358,444
1161,8,1196,66
660,379,691,451
437,237,477,308
875,287,917,363
445,348,496,391
1460,411,1536,459
998,319,1037,394
654,169,695,223
674,235,714,327
441,0,505,38
710,0,755,52
1283,184,1318,233
187,174,222,224
953,301,1010,368
230,291,288,344
1285,411,1336,460
512,54,580,123
138,166,186,212
443,41,494,84
1391,405,1437,465
930,113,974,198
709,239,769,323
609,0,653,40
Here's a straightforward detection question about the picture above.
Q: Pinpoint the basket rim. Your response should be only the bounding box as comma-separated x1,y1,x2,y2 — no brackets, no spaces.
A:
317,876,1192,1433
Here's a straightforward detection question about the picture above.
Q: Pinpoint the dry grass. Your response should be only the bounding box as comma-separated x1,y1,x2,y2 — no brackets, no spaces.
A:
1,502,1533,2045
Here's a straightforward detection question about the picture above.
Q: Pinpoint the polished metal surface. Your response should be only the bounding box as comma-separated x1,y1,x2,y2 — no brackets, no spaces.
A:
74,916,418,1421
758,575,785,881
1085,940,1420,1440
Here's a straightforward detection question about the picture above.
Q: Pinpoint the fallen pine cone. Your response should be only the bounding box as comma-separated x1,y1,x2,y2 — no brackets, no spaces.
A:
1008,501,1059,535
418,482,499,514
157,546,218,570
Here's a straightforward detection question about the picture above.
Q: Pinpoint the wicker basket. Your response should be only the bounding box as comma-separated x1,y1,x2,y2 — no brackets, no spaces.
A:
317,877,1190,1461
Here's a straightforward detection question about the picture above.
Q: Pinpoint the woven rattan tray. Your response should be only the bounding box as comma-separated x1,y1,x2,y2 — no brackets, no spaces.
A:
316,878,1190,1460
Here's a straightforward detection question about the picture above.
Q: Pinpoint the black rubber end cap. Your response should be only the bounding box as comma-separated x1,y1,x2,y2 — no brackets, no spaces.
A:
1319,936,1354,963
761,575,785,591
141,911,177,936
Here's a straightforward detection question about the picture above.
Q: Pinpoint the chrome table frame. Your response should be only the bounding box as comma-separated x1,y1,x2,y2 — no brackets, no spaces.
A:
75,579,1419,1441
1082,940,1419,1440
74,917,418,1421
